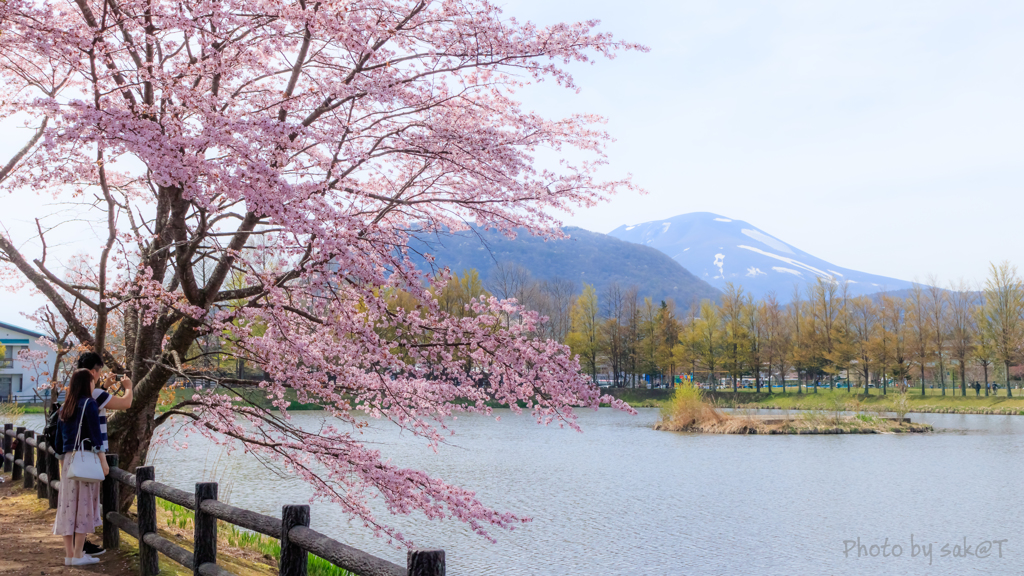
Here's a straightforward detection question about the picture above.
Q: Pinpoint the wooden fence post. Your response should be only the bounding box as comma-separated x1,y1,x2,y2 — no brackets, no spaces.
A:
36,440,47,499
12,426,24,482
408,550,445,576
46,442,60,508
102,454,119,551
2,423,11,473
136,466,159,576
194,482,218,576
22,430,34,489
280,505,310,576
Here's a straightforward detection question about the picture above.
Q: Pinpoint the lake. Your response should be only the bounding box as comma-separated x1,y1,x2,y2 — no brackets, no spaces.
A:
17,408,1024,575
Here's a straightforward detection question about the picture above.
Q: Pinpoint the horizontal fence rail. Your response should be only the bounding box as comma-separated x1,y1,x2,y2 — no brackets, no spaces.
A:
2,423,445,576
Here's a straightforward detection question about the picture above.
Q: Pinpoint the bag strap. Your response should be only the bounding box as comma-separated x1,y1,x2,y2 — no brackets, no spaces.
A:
72,398,87,453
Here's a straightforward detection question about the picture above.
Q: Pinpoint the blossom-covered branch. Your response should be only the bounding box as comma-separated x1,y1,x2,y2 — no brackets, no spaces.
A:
0,0,644,543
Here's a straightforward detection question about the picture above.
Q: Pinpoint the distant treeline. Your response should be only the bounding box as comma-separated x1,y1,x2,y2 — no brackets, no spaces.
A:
433,261,1024,395
562,261,1024,395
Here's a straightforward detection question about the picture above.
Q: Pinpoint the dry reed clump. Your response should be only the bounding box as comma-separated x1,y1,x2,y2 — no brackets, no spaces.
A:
656,386,765,433
655,385,727,431
0,401,25,425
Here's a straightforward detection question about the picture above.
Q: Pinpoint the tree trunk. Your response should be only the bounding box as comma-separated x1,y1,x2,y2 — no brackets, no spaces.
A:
960,363,967,397
109,395,160,511
1005,362,1012,398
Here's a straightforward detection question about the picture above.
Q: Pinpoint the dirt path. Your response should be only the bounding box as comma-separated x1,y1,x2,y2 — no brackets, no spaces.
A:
0,474,135,576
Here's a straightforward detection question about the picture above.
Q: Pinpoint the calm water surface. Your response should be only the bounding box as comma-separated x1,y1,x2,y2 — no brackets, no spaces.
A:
20,409,1024,575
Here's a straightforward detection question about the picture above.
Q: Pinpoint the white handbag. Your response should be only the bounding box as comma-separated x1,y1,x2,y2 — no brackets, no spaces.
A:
64,400,105,483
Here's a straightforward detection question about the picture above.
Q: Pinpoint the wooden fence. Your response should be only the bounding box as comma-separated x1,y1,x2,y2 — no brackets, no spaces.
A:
2,423,445,576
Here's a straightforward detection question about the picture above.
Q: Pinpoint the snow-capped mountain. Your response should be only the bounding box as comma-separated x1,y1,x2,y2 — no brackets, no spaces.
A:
608,212,916,300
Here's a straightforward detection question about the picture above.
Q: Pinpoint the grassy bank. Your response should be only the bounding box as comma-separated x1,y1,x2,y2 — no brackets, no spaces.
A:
606,387,1024,415
164,387,326,412
718,390,1024,415
603,388,674,408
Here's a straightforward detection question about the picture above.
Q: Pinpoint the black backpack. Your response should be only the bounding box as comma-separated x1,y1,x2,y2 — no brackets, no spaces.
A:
43,402,63,456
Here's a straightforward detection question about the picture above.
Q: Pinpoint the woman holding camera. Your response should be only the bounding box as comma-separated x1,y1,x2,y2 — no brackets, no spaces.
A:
53,369,110,566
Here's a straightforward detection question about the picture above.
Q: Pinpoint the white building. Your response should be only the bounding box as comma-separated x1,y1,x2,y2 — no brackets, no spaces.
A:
0,321,57,403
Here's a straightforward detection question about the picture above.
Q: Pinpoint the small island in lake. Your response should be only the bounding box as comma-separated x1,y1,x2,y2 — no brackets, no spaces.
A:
655,386,932,434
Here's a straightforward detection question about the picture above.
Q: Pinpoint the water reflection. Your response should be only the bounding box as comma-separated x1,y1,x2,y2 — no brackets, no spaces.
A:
13,409,1024,575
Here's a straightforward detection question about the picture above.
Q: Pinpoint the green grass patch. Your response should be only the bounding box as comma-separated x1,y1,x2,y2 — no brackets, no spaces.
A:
715,389,1024,415
155,499,352,576
225,525,354,576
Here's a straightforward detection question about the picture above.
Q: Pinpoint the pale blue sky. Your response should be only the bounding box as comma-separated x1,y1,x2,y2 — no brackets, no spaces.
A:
509,0,1024,285
2,0,1023,324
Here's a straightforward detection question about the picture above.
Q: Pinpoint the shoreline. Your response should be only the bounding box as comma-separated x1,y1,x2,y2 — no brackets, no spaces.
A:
606,388,1024,415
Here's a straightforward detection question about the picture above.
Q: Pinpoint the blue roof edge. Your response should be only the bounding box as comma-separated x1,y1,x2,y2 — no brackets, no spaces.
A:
0,320,46,339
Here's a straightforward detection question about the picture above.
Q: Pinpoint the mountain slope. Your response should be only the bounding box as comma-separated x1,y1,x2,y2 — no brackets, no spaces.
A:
608,212,916,299
409,226,722,305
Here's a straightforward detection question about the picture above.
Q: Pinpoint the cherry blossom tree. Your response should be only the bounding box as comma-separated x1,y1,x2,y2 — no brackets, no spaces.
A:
0,0,642,542
22,304,87,407
16,345,52,399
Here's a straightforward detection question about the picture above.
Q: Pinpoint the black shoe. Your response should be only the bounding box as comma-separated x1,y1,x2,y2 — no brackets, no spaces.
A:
83,541,105,556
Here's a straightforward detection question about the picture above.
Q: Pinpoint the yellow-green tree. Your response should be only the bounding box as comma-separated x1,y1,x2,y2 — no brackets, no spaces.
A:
871,295,896,395
979,262,1024,397
694,300,724,386
215,268,271,380
948,279,977,396
637,297,659,379
566,284,601,384
927,280,950,395
880,294,910,391
744,296,767,392
763,292,792,392
974,312,997,396
674,301,702,384
907,283,932,395
654,300,680,385
848,295,877,394
811,278,852,390
600,283,628,387
720,283,749,392
792,285,827,392
433,269,489,319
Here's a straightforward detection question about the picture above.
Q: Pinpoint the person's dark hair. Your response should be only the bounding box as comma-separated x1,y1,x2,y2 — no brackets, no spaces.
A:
76,352,104,372
60,369,94,422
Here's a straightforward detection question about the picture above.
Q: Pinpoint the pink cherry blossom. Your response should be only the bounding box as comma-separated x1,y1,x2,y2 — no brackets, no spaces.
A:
0,0,643,545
